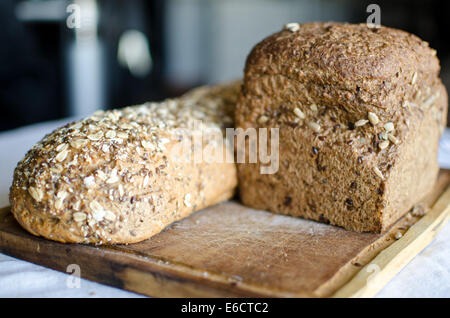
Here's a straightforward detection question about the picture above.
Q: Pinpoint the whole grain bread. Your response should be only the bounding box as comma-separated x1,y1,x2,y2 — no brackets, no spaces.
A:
236,22,448,232
10,81,241,244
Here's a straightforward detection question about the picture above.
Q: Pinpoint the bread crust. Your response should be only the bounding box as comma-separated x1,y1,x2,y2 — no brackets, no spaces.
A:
236,22,447,232
10,81,241,244
242,22,440,115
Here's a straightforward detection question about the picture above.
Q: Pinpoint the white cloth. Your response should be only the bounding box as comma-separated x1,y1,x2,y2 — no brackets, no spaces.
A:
0,118,449,297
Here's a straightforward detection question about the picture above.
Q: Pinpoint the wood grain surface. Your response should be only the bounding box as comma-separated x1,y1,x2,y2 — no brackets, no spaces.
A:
1,171,449,297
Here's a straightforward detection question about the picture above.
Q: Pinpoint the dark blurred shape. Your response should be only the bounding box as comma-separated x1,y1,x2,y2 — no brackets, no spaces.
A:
0,0,62,131
0,0,166,131
351,0,450,61
1,0,450,132
98,0,166,109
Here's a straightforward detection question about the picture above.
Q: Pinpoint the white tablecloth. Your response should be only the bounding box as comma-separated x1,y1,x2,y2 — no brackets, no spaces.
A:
0,118,449,297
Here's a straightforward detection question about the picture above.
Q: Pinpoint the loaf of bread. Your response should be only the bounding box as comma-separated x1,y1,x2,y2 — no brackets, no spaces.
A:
236,22,448,232
10,81,241,244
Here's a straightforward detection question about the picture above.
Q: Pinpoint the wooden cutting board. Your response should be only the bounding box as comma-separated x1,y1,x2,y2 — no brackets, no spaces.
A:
1,171,450,297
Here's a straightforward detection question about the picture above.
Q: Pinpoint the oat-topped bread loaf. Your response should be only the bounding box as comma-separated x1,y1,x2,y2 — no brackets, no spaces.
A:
10,81,240,244
236,22,447,232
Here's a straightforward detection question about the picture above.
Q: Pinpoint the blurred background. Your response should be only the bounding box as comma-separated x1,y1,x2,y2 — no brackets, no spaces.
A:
1,0,449,131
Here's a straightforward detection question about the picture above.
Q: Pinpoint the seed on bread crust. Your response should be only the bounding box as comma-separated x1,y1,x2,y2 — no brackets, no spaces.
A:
388,134,399,144
56,143,68,152
308,121,321,133
378,140,389,150
84,176,96,188
55,198,64,210
368,112,379,125
70,139,88,149
293,107,305,119
384,122,394,132
73,212,87,222
141,140,154,150
283,22,300,32
106,170,120,184
373,167,384,180
258,115,269,124
411,72,417,85
87,131,104,141
184,193,192,207
28,186,43,202
104,211,116,221
355,119,369,127
105,130,116,139
55,149,68,162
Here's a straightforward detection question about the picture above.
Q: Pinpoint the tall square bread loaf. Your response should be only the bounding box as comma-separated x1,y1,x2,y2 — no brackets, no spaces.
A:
235,22,448,232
